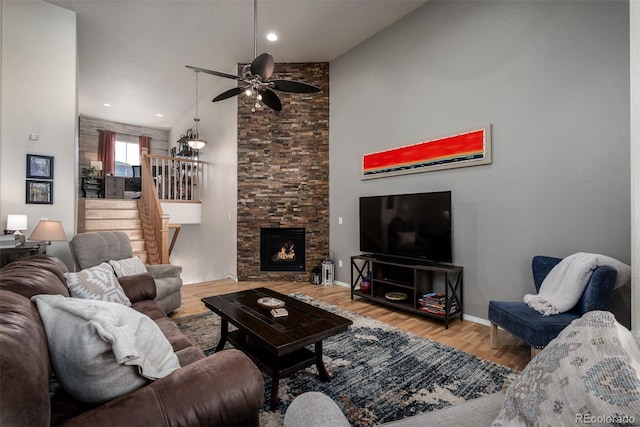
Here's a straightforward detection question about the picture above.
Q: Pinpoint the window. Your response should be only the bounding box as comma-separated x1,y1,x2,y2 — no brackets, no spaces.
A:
114,136,140,177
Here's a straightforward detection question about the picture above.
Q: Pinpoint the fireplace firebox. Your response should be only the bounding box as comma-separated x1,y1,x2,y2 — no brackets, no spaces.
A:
260,228,306,272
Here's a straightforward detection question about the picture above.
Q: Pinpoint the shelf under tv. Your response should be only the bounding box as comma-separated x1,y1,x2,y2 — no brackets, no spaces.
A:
350,254,464,329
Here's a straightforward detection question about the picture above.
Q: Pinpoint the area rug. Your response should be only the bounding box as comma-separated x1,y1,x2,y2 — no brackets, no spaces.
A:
175,293,517,427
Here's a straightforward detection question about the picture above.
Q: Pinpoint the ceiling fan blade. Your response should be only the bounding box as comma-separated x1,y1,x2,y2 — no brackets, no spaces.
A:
212,86,245,102
269,79,321,94
186,65,243,81
260,89,282,111
250,53,275,81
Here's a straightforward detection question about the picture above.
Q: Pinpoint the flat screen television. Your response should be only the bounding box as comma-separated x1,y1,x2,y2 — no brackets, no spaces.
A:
359,191,452,264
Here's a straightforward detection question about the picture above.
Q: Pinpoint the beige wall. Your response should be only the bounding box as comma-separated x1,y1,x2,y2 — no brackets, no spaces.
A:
0,0,77,269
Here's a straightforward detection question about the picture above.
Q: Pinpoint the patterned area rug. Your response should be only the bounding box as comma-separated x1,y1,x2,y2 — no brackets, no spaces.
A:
175,293,517,427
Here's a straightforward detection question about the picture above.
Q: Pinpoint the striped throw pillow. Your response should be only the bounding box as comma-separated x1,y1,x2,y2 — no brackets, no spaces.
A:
109,256,147,278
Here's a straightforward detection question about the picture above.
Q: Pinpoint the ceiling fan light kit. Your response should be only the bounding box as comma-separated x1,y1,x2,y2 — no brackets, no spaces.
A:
186,0,320,113
187,70,207,150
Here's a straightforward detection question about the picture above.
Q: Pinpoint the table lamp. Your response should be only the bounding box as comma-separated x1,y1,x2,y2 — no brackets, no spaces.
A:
5,214,28,245
91,160,103,177
28,220,67,253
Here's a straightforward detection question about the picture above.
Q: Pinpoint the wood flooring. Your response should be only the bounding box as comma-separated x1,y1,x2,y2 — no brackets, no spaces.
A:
170,280,531,371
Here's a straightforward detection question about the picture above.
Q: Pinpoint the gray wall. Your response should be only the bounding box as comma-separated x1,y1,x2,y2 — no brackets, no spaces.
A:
329,0,630,321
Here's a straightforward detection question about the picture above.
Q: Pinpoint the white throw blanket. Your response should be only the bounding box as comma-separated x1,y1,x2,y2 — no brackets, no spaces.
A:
524,252,630,316
32,294,180,403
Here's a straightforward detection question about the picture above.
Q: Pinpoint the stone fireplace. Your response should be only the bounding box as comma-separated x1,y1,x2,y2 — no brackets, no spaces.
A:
260,228,305,272
236,62,329,281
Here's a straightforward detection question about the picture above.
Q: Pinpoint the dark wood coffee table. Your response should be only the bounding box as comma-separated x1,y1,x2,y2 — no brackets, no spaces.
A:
201,287,352,410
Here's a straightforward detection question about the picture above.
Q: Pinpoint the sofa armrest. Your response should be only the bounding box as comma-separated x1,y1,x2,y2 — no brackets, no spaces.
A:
145,264,182,280
62,349,264,427
284,392,350,427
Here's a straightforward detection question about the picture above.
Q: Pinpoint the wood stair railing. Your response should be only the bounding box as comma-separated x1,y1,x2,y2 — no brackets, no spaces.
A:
137,198,160,264
140,148,170,264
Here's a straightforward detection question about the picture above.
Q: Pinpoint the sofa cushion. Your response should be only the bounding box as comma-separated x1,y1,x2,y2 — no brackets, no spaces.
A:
64,263,131,306
117,273,157,303
0,290,52,426
109,256,147,277
70,231,133,270
31,294,181,404
488,300,580,348
0,254,70,298
491,311,640,426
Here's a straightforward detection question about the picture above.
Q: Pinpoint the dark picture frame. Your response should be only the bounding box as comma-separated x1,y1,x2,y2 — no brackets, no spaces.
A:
26,154,54,180
26,180,53,204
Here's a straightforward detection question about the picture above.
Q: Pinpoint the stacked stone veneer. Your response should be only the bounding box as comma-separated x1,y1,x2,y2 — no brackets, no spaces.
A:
237,62,329,281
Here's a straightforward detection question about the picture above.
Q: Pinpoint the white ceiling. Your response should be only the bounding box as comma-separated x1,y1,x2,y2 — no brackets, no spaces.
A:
47,0,427,129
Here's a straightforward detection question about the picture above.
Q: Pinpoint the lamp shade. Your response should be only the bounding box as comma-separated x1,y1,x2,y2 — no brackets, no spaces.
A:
7,214,28,231
90,160,103,171
28,220,67,242
187,139,207,150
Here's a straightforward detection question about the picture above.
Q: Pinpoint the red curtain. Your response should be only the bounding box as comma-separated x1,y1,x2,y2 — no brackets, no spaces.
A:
97,130,116,176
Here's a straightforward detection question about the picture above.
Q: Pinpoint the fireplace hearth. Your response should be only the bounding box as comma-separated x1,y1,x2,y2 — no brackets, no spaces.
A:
260,228,306,272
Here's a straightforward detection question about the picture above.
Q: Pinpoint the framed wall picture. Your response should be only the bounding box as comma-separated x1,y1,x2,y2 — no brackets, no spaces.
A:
26,154,54,180
362,125,492,179
26,180,53,204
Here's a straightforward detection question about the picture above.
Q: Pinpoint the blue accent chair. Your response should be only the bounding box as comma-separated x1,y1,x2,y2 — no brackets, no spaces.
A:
488,255,617,358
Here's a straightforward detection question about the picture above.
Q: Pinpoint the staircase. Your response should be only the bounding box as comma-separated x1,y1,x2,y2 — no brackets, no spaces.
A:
77,198,150,263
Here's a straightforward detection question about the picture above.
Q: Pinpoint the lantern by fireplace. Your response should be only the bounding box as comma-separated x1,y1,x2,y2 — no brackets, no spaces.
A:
322,257,334,286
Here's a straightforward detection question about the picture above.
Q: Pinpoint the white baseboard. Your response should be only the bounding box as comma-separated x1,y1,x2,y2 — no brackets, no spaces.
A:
463,313,490,326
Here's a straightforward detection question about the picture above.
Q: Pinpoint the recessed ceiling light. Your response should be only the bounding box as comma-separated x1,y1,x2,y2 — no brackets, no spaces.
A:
266,32,278,42
103,103,112,107
155,113,164,117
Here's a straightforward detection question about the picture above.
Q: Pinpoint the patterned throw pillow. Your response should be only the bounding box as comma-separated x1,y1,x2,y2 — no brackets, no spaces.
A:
491,311,640,426
64,262,131,306
109,256,147,278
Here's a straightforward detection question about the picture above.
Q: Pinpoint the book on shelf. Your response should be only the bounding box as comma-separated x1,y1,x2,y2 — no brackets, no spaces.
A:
418,292,458,315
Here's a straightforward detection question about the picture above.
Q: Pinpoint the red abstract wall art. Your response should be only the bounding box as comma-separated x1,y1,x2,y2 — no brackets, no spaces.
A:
362,125,492,179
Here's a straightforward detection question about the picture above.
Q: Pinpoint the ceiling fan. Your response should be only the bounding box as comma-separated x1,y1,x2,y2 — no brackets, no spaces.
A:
186,0,320,112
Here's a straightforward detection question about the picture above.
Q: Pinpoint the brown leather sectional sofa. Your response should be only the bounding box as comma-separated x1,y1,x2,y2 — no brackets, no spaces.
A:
0,254,265,426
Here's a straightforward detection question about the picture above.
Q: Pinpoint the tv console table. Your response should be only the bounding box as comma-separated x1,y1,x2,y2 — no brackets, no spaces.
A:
350,254,463,329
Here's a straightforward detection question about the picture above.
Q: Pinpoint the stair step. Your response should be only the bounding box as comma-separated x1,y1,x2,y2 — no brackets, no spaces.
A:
130,239,146,252
78,197,165,266
134,251,148,264
125,229,144,240
84,199,138,210
85,219,142,231
85,209,140,220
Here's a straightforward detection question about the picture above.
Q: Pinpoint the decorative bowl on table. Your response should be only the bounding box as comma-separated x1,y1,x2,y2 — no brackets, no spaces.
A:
384,292,407,301
257,297,285,309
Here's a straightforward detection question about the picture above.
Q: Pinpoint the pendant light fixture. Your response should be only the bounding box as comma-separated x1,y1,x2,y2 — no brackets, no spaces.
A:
187,70,207,150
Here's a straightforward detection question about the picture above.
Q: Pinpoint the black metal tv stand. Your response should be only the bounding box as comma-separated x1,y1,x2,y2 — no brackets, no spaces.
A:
350,254,463,329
